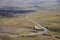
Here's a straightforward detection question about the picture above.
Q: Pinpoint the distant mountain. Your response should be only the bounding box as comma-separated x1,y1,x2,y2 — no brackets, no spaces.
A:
0,0,60,13
0,7,35,17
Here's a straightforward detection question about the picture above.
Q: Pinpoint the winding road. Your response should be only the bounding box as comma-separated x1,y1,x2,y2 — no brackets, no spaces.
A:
0,16,49,37
20,16,49,36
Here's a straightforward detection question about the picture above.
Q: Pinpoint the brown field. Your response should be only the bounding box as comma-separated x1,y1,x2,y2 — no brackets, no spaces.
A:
0,11,60,40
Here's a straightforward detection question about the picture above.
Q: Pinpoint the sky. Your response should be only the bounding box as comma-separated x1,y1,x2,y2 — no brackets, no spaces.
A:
0,0,59,7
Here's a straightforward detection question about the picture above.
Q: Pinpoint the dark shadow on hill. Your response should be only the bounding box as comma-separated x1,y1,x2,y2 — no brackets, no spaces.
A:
47,27,60,33
0,9,35,17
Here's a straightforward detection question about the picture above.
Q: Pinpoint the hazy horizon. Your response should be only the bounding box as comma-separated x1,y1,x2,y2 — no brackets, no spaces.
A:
0,0,59,7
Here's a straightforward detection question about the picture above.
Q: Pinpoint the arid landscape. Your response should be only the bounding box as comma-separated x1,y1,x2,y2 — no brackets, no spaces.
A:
0,0,60,40
0,11,60,40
